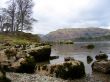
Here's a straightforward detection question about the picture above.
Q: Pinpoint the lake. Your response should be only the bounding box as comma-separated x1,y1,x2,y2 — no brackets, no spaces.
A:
50,42,110,82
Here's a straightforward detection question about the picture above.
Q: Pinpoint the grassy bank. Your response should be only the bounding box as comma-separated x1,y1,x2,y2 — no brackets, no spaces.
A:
0,32,40,45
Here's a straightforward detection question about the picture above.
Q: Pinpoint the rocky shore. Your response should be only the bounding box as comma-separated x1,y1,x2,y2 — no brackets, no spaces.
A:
6,72,107,82
6,72,68,82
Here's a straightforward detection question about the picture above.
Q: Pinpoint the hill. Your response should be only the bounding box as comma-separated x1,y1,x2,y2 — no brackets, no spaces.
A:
0,32,40,45
41,28,110,41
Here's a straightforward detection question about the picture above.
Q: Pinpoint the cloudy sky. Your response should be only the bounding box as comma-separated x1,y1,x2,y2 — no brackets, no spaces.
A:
1,0,110,34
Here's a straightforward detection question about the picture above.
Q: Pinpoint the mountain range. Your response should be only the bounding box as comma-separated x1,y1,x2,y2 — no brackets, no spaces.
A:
39,28,110,41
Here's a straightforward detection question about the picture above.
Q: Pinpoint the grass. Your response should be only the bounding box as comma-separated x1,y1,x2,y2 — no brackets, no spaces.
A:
0,32,40,45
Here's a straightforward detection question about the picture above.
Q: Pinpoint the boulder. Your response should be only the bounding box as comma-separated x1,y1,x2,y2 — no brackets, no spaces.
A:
50,56,59,60
95,52,108,61
87,56,93,64
26,45,51,62
11,56,36,73
92,60,110,74
36,60,85,79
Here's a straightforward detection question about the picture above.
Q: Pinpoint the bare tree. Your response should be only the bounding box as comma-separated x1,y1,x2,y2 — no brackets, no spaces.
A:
16,0,34,31
0,14,5,32
0,9,11,32
7,0,16,32
0,0,36,32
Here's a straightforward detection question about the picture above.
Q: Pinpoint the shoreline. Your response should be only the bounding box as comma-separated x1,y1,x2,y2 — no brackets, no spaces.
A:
6,72,108,82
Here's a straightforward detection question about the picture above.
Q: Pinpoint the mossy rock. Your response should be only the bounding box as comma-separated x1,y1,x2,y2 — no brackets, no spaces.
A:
95,52,108,61
17,56,36,73
26,45,51,62
54,61,85,79
86,44,95,49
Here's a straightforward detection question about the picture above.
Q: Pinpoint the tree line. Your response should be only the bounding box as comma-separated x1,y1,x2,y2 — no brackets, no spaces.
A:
0,0,36,32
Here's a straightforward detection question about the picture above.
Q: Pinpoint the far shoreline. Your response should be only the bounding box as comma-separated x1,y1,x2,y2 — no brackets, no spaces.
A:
74,41,110,43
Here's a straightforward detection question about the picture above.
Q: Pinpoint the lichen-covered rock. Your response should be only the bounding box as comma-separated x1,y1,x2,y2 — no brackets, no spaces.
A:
95,52,108,61
11,56,36,73
26,45,51,62
11,58,25,70
36,60,85,80
92,60,110,74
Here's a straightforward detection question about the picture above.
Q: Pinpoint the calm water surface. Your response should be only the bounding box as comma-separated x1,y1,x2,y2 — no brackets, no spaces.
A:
50,42,110,82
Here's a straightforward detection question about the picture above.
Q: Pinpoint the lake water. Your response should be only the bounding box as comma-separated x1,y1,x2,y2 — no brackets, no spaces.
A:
50,42,110,82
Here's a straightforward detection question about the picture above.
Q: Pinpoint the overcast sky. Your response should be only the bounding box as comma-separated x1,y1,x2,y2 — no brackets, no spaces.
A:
1,0,110,34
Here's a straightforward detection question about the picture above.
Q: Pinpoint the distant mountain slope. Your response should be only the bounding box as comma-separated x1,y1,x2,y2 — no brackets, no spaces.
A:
42,28,110,41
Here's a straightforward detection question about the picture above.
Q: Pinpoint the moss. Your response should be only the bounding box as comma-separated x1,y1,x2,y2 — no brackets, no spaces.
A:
0,32,40,46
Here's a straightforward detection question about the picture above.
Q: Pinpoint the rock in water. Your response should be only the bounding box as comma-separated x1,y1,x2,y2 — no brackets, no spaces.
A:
95,52,108,61
92,60,110,74
64,57,74,61
36,60,85,79
87,56,93,64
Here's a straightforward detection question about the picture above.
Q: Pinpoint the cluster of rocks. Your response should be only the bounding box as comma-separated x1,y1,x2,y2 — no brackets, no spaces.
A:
0,44,51,73
0,43,86,80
